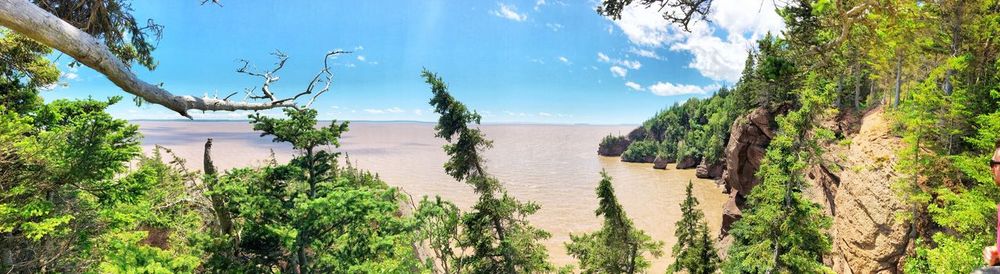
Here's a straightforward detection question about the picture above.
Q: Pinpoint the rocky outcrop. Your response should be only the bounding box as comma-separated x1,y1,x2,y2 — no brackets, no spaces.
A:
718,107,773,234
627,127,648,141
721,107,774,196
597,136,631,156
808,108,910,274
675,156,699,169
695,160,724,179
653,155,671,169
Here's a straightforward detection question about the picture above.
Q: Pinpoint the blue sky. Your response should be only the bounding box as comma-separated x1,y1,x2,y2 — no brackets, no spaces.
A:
45,0,784,124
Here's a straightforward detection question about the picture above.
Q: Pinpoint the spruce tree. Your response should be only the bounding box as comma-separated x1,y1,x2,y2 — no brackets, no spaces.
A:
668,181,719,274
565,171,663,273
422,69,553,273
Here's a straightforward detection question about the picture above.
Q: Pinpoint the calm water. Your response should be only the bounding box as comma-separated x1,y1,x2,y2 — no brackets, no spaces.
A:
137,121,727,273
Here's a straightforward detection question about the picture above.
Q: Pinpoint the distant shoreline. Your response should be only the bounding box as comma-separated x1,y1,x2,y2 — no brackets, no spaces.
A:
130,119,640,127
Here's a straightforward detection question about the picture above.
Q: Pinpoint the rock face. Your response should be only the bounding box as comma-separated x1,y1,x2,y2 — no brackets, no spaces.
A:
653,156,671,169
718,107,773,234
597,136,631,156
695,160,724,179
721,108,774,196
675,156,699,169
811,108,910,274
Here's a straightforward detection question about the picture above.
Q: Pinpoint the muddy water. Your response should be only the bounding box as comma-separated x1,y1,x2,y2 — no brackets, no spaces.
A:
137,121,728,273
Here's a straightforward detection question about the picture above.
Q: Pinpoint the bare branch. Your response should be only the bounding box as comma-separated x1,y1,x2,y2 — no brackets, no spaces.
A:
200,0,223,7
0,0,340,118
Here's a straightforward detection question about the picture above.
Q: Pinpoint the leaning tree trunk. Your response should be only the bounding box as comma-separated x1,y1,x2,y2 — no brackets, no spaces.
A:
0,0,300,117
203,139,234,236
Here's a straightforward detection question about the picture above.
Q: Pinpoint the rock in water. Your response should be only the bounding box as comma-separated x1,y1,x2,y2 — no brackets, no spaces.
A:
597,135,631,156
653,156,670,169
695,160,724,179
675,156,699,169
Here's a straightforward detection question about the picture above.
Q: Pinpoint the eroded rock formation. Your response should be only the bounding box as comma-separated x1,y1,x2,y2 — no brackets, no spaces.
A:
653,155,671,169
675,156,700,169
718,107,773,233
808,108,910,274
597,136,631,156
695,160,724,179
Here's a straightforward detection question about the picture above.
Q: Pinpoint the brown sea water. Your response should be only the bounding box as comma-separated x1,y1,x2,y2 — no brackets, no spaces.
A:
136,121,727,273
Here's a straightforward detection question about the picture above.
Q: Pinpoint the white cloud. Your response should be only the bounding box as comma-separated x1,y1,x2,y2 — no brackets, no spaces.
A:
597,52,611,62
546,22,564,31
538,112,553,117
357,55,366,61
609,66,627,78
414,109,424,116
64,72,79,80
534,0,545,11
625,81,643,91
492,3,527,22
354,45,364,51
364,107,405,114
628,47,664,60
597,52,640,70
558,56,570,64
607,0,786,82
619,59,641,70
647,82,719,96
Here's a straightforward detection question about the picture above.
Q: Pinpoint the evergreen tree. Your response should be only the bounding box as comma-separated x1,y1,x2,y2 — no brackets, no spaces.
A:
565,171,663,273
723,73,834,273
422,69,553,273
205,108,425,273
668,181,719,274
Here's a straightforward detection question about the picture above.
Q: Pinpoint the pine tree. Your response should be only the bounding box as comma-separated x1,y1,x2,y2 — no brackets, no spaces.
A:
723,73,833,273
668,181,719,274
565,171,663,273
422,69,553,273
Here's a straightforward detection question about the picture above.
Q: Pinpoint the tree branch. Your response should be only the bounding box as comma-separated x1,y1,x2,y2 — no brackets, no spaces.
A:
0,0,340,118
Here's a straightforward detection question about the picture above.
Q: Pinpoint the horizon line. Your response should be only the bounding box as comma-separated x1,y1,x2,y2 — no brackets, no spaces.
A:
129,119,640,127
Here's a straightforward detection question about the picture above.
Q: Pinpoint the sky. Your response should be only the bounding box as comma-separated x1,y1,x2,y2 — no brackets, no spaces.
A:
45,0,785,124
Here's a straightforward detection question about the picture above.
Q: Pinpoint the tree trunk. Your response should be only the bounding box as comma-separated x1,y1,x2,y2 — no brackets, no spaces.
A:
0,0,296,118
204,138,234,236
894,57,902,108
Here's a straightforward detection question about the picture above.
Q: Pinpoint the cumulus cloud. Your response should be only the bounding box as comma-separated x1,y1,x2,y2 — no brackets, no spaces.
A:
492,3,527,22
534,0,545,11
647,82,720,96
357,55,366,61
625,81,643,91
608,0,786,82
558,56,570,64
609,66,627,77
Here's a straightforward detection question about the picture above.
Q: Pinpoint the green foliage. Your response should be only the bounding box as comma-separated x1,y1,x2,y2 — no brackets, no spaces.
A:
565,171,663,273
668,181,719,274
724,73,834,274
422,69,553,273
621,140,658,162
0,93,206,272
0,28,59,115
34,0,163,70
205,108,424,273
